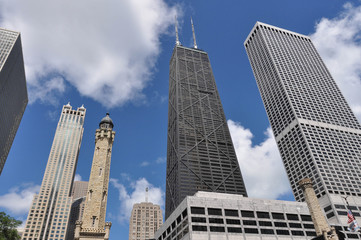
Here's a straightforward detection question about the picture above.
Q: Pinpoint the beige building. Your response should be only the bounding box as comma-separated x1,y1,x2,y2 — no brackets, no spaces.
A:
75,113,115,240
129,201,163,240
22,103,86,240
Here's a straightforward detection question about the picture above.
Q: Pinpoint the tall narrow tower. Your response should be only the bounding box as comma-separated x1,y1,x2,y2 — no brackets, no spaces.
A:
0,28,28,175
165,20,248,218
75,113,115,240
244,22,361,226
22,103,86,240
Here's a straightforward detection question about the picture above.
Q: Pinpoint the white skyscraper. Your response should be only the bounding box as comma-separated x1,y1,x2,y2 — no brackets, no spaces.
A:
22,103,86,240
245,22,361,228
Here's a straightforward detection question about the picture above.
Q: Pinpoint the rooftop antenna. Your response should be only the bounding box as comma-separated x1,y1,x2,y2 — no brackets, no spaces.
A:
175,16,181,46
191,17,198,49
145,187,149,202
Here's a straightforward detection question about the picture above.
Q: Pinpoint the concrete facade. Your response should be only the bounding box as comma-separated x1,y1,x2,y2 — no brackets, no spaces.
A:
0,28,28,175
75,113,115,240
155,191,319,240
22,104,86,240
129,202,163,240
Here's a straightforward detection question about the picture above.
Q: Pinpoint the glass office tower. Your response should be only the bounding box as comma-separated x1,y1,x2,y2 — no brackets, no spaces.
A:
166,44,248,218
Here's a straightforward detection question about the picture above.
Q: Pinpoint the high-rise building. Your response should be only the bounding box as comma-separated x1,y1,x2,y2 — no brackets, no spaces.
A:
0,28,28,175
22,103,86,240
75,113,115,240
165,22,247,218
244,22,361,226
129,201,163,240
66,181,88,240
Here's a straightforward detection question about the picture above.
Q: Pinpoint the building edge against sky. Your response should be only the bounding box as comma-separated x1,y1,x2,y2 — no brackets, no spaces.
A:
244,21,361,227
165,28,248,218
0,28,28,175
22,104,86,240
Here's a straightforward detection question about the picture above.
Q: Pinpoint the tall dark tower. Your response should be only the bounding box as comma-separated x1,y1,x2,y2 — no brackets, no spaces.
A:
165,19,247,218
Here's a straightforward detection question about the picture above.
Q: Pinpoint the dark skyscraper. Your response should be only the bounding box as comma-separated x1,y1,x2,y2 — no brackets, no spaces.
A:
165,23,247,218
0,28,28,175
245,22,361,226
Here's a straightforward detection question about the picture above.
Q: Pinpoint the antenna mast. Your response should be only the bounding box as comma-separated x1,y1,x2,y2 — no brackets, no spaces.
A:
145,187,149,202
191,17,198,49
175,16,180,46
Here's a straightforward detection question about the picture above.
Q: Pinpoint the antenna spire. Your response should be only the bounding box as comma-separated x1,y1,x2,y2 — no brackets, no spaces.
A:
145,187,149,202
191,17,198,49
175,16,180,46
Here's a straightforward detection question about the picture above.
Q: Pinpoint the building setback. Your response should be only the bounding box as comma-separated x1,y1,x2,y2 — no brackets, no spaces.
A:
129,202,163,240
244,22,361,229
0,28,28,175
22,103,86,240
166,35,247,218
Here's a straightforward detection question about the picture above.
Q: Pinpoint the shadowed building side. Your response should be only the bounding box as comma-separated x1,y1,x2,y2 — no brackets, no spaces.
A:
0,28,28,175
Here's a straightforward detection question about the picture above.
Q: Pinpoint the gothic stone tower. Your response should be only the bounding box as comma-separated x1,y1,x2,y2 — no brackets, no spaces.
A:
75,113,115,240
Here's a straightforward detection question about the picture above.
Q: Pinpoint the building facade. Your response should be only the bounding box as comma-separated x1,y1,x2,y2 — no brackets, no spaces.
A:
75,113,115,240
22,103,86,240
66,181,88,240
166,43,247,218
244,22,361,227
129,202,163,240
0,28,28,175
155,191,322,240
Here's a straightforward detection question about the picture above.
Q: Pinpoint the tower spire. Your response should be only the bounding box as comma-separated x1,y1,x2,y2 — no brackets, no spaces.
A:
145,187,149,202
175,16,180,46
191,17,198,49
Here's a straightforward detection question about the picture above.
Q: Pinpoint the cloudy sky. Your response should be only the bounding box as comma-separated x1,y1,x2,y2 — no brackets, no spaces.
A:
1,0,361,238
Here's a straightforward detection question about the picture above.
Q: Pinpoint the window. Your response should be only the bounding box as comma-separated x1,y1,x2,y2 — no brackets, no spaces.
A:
209,218,223,224
241,210,254,218
274,222,287,228
92,216,96,227
261,229,274,234
191,217,206,223
226,219,240,225
276,229,290,235
286,214,299,220
192,225,207,231
257,211,270,219
191,207,205,214
243,220,256,226
259,221,272,226
208,208,222,216
228,227,242,233
272,212,284,220
292,230,304,236
225,209,238,217
300,214,312,221
289,223,302,228
303,223,315,229
210,226,225,232
244,228,258,234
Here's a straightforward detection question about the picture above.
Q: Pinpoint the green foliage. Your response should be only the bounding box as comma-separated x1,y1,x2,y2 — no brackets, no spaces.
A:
0,212,22,240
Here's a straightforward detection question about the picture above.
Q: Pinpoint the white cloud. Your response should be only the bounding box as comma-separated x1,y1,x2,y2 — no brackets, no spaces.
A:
140,161,150,167
0,0,179,107
0,183,40,215
74,174,82,182
311,2,361,121
155,157,166,164
228,120,292,199
110,178,164,223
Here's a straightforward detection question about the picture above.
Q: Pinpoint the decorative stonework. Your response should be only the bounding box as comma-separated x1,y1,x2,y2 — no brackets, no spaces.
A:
74,114,115,240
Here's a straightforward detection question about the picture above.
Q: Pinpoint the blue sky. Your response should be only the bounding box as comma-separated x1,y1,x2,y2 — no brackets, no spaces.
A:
2,0,361,239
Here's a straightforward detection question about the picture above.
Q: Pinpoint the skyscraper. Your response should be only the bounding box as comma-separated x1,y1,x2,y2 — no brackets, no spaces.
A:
0,28,28,175
129,199,163,240
165,21,247,218
75,113,114,240
244,22,361,225
22,103,85,240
